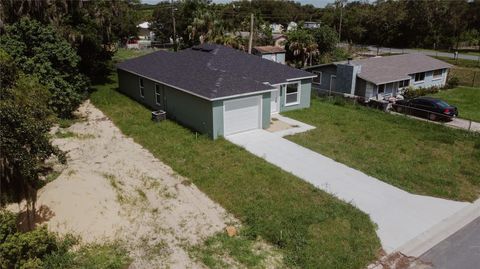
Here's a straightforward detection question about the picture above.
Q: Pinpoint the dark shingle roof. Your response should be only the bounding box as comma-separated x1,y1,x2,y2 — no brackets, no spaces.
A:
349,54,452,85
117,44,314,100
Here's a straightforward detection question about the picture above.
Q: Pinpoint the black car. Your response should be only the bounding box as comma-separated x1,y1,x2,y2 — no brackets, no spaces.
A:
394,97,458,121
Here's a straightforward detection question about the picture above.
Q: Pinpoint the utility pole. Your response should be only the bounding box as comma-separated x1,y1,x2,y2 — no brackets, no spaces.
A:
248,13,254,54
338,0,346,41
171,0,177,51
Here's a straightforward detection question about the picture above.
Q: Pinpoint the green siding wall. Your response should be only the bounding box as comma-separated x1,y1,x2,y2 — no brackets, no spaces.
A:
117,69,214,138
212,93,271,138
261,92,271,128
279,79,312,112
118,69,308,140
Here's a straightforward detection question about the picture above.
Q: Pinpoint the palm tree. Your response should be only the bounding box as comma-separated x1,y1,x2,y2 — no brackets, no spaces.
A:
286,29,319,67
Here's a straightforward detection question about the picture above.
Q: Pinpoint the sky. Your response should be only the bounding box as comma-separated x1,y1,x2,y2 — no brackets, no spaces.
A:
141,0,335,8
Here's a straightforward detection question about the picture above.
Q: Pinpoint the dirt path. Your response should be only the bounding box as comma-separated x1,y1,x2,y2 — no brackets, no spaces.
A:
26,100,236,268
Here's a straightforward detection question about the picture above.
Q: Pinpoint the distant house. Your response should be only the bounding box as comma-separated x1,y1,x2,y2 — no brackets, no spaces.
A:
305,54,452,100
287,22,298,31
137,21,155,40
273,33,287,48
253,46,286,64
270,23,284,34
303,21,321,29
117,44,315,139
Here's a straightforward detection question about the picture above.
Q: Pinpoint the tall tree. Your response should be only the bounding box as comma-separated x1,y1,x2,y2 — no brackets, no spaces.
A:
0,50,65,227
0,18,89,118
286,28,318,67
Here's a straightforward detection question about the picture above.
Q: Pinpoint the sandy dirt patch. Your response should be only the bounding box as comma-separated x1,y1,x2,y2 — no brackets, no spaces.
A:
267,117,295,132
11,100,236,268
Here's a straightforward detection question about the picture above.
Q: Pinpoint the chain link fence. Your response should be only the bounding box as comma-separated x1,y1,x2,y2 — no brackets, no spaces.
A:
449,68,480,87
314,87,479,132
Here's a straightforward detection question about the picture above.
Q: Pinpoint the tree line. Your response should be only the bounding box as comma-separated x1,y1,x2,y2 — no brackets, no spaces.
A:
319,0,479,50
149,0,479,52
1,1,140,267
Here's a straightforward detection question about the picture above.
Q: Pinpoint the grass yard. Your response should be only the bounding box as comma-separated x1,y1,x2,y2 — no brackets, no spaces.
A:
113,48,157,62
90,74,381,268
430,87,480,122
284,97,480,202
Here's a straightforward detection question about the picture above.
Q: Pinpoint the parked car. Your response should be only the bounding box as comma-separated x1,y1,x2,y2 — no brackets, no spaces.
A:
393,97,458,121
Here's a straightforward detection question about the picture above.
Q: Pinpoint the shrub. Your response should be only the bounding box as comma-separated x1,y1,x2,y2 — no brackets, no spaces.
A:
0,18,89,118
403,86,440,99
0,210,131,269
446,76,460,89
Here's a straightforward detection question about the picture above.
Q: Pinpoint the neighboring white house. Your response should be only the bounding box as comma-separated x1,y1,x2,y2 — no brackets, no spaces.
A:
270,23,284,34
305,54,453,101
253,46,286,64
127,21,155,49
287,21,298,31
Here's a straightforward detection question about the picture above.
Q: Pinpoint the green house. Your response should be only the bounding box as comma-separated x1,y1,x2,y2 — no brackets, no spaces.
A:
117,44,315,139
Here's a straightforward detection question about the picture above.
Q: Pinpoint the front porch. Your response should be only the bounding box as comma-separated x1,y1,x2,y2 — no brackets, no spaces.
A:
369,79,410,101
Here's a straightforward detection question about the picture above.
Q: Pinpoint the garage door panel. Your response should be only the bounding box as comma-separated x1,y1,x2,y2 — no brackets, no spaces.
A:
224,96,261,136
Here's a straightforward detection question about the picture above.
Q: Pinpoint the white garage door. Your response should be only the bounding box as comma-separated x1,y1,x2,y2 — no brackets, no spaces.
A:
224,96,262,136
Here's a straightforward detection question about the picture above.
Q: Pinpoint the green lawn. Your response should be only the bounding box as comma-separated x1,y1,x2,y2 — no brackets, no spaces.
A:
430,87,480,122
113,48,157,62
284,97,480,202
90,74,380,268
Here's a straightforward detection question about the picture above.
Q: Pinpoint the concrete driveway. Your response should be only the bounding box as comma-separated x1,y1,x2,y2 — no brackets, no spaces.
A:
226,129,470,253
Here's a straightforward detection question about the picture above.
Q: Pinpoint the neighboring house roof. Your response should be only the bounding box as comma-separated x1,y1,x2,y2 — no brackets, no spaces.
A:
351,54,453,85
253,46,286,54
117,44,314,100
137,22,150,29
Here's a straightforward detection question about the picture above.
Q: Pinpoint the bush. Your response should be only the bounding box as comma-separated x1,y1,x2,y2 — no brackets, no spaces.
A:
446,76,460,89
0,210,131,269
403,86,440,99
0,18,89,118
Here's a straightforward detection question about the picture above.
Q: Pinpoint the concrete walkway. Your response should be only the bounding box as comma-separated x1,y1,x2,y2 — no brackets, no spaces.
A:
226,129,470,253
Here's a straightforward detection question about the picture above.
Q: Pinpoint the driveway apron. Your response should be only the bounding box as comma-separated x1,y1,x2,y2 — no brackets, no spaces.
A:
226,129,469,253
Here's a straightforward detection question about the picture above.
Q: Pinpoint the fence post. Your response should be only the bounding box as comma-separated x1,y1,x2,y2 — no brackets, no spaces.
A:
473,71,477,87
468,120,472,132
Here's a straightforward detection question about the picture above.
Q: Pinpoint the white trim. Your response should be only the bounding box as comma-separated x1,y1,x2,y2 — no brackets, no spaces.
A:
211,88,276,101
139,77,145,98
223,95,262,136
154,84,161,105
432,69,443,81
286,75,316,81
284,81,301,107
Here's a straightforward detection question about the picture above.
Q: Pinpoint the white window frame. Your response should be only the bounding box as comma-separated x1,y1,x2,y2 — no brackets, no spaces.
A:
432,69,443,80
139,78,145,98
313,71,322,85
284,82,301,107
155,84,161,105
414,72,425,83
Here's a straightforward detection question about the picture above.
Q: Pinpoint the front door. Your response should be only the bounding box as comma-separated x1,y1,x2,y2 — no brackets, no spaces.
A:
271,87,280,113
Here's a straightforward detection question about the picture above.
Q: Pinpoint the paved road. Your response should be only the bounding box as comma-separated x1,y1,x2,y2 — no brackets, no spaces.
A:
364,45,480,61
226,128,469,253
419,217,480,269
